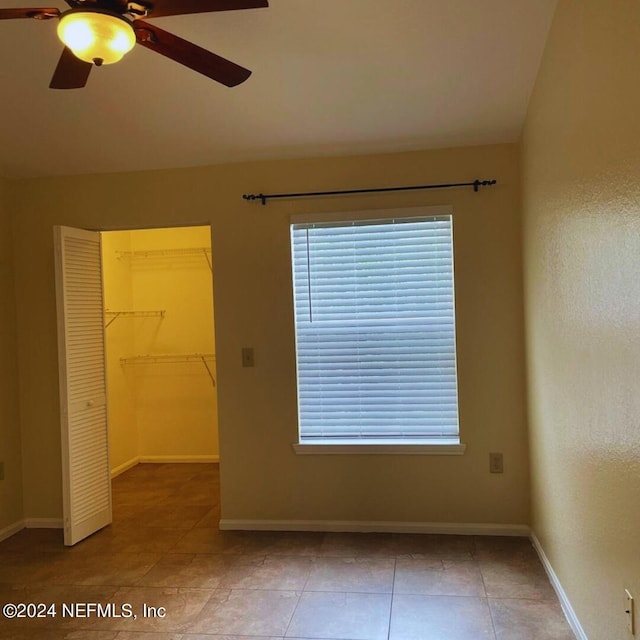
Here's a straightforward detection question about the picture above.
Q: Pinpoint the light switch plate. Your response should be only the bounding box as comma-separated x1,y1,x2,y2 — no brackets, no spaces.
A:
489,452,504,474
626,589,635,635
242,347,255,368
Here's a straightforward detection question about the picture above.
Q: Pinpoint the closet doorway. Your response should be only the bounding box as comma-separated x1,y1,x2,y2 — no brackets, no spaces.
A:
102,226,219,480
55,224,219,545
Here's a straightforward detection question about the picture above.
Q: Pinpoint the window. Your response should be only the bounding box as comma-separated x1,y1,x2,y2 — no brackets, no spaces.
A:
290,210,463,454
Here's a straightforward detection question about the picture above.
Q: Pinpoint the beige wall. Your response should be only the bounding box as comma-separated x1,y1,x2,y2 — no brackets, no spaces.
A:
0,177,23,531
521,1,640,638
11,143,529,527
103,226,218,469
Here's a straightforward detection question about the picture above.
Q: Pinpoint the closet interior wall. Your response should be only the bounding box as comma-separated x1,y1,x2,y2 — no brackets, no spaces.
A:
102,226,218,474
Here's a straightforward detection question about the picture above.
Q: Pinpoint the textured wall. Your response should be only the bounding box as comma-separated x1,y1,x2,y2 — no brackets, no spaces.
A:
521,1,640,638
11,143,529,528
0,177,23,532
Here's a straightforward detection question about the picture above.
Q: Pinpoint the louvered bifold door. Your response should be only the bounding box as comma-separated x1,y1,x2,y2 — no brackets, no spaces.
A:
54,226,112,546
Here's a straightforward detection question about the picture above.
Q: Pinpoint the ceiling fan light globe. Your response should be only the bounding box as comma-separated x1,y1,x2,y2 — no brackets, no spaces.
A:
59,20,95,52
57,10,136,65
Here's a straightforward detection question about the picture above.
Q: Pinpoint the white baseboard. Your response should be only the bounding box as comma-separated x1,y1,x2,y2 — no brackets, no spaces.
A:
24,518,63,529
0,520,25,542
219,519,530,536
111,456,140,478
111,455,219,477
138,455,219,463
531,532,587,640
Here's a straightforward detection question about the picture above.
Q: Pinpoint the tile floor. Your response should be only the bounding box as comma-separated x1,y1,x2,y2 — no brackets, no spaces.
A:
0,463,575,639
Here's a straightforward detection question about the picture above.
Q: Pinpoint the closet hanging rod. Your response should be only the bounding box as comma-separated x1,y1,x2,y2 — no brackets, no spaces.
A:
120,353,215,364
116,247,211,259
115,247,213,273
104,310,166,329
242,179,497,206
120,353,216,386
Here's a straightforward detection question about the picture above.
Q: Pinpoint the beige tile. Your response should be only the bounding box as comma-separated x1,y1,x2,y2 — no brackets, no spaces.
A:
138,550,311,592
67,521,176,557
390,594,495,640
210,530,281,555
45,552,163,586
0,529,65,554
319,533,396,558
0,551,66,585
184,588,299,636
114,633,183,639
490,598,575,639
188,633,283,640
394,556,486,596
217,555,313,590
185,637,282,640
129,506,211,530
192,508,219,529
238,531,324,557
66,632,120,639
69,527,120,555
111,488,176,507
76,528,187,555
473,535,533,556
0,584,120,630
86,586,214,633
170,529,250,555
135,553,229,589
1,631,119,639
286,591,391,640
0,582,119,600
393,533,475,559
166,485,218,507
0,465,568,640
478,554,556,600
305,557,395,593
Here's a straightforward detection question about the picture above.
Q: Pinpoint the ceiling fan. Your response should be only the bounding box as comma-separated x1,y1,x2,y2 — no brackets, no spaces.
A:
0,0,268,89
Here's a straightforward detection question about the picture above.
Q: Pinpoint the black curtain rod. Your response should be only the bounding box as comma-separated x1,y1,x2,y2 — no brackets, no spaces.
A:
242,178,497,206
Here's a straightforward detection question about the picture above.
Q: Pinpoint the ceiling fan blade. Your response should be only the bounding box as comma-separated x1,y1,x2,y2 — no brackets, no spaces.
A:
133,21,251,87
50,47,92,90
0,7,59,20
60,0,125,9
144,0,267,19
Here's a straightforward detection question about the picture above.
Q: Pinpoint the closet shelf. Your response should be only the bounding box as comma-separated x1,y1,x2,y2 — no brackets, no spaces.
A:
120,353,216,386
116,247,212,272
104,309,166,328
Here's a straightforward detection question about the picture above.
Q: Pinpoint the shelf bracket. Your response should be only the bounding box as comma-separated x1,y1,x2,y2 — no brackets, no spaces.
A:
105,311,121,329
201,355,216,387
202,249,213,273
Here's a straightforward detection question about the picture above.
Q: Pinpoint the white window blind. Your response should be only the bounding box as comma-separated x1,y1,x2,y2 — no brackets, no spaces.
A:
291,214,460,443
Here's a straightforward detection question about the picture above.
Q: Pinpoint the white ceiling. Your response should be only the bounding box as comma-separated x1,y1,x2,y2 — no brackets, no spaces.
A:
0,0,557,178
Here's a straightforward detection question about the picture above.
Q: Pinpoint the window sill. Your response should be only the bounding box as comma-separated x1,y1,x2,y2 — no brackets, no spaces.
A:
292,441,466,456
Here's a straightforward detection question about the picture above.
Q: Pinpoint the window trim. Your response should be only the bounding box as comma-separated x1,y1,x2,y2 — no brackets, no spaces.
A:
292,442,467,456
290,206,464,453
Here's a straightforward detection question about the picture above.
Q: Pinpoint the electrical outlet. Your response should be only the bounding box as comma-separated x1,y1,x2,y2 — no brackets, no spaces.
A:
489,452,504,474
242,347,255,368
0,462,4,481
626,589,635,635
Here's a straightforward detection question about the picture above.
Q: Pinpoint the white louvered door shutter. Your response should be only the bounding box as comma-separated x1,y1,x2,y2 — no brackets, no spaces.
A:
54,226,112,546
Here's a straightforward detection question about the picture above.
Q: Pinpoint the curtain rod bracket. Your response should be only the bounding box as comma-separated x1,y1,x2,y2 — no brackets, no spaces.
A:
242,179,497,206
243,193,267,205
